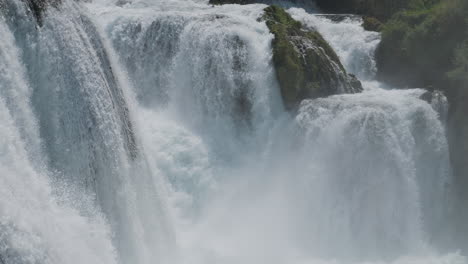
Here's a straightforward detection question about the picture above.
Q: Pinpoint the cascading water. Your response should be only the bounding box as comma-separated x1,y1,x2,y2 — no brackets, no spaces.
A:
1,0,173,263
0,0,466,263
0,12,117,264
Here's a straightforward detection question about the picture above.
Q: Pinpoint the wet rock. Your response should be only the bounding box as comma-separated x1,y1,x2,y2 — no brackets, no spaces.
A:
362,16,382,32
348,74,363,91
262,5,362,110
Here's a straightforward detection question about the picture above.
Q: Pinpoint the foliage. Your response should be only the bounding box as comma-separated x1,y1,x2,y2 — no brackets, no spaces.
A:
362,16,383,32
376,0,468,89
449,41,468,84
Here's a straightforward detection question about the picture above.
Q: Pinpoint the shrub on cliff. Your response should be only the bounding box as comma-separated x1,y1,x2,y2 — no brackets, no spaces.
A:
376,0,468,89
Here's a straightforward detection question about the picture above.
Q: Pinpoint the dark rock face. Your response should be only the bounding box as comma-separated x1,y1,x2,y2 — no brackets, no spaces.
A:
348,74,363,91
262,5,362,110
362,16,382,32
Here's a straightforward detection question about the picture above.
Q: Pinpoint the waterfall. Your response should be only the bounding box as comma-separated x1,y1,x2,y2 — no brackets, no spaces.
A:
0,13,117,264
0,0,466,263
0,0,173,263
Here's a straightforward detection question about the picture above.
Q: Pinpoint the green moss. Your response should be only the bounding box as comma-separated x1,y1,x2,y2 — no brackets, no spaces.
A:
263,5,302,29
263,6,341,67
448,41,468,83
262,5,357,109
374,1,468,246
304,31,343,69
376,0,468,87
262,6,304,108
362,16,383,32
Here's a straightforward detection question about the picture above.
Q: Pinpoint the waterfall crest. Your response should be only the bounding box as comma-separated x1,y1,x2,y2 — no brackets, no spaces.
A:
0,0,466,263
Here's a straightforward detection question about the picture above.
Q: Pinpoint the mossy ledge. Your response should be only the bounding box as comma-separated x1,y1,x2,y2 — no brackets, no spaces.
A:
362,16,383,32
262,5,362,110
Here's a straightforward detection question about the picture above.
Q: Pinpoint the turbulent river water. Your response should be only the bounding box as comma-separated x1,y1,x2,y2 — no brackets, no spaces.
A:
0,0,466,263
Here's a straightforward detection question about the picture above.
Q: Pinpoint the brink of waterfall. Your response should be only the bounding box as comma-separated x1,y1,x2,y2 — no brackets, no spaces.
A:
0,0,466,263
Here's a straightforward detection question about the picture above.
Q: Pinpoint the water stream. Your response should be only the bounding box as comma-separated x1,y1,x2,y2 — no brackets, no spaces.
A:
0,0,465,263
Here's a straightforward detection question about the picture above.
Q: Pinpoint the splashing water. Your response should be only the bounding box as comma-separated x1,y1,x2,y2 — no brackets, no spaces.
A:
0,0,466,263
0,14,117,264
1,1,173,263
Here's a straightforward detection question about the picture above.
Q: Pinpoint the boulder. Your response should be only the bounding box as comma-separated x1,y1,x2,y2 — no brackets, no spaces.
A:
262,5,362,110
362,16,382,32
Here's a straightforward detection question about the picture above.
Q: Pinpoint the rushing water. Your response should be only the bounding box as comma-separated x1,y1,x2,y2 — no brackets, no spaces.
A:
0,0,466,263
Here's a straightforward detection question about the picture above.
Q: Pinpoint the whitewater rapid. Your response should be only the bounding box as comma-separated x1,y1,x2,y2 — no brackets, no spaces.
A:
0,0,466,263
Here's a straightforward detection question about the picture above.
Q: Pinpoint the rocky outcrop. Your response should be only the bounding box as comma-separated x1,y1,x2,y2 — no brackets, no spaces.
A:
207,2,363,109
262,5,362,110
362,16,382,32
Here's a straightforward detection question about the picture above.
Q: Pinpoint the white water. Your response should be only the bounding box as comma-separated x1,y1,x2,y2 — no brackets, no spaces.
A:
0,0,466,263
0,13,117,264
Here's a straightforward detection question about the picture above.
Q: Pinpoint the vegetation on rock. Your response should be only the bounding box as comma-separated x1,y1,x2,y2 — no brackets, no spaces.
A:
376,0,467,88
370,0,468,251
362,16,382,32
262,5,362,110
